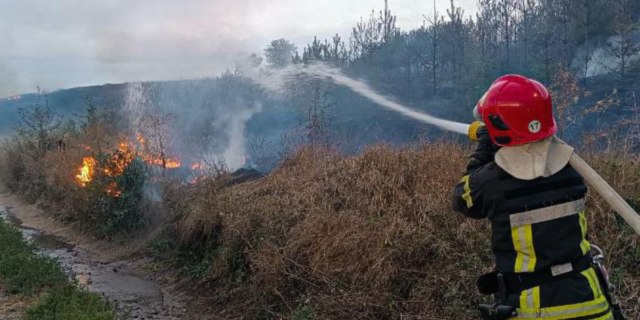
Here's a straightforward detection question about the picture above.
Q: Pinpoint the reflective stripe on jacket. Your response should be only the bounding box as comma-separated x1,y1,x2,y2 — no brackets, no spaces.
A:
453,159,612,319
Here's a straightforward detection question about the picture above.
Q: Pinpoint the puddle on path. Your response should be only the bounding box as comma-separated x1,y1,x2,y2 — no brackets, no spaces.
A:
0,206,186,319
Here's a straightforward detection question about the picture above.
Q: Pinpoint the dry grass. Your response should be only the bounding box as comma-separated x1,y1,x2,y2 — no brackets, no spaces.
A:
165,141,640,320
582,147,640,317
166,143,486,319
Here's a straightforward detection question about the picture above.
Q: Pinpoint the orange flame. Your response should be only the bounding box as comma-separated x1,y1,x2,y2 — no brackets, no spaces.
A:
75,143,135,197
106,182,122,197
75,157,96,187
103,143,134,177
76,134,183,195
166,159,181,169
135,133,181,169
136,134,146,145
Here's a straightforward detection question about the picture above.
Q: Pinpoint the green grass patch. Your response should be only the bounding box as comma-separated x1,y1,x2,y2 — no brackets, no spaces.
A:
24,285,115,320
0,218,67,295
147,237,217,280
0,219,116,319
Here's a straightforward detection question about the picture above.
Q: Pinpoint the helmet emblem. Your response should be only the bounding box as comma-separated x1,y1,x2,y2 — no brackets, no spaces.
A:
529,120,542,133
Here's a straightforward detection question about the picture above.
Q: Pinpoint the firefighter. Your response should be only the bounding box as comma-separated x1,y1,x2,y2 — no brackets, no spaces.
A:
453,75,622,320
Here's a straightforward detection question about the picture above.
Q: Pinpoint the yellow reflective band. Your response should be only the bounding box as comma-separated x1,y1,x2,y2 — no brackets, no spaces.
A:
460,175,473,208
532,286,540,309
579,212,591,255
512,225,537,272
583,268,604,299
525,225,537,272
520,286,541,310
513,226,525,272
520,289,532,309
514,295,609,320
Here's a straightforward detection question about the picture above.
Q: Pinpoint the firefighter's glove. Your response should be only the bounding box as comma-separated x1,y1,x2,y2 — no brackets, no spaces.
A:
468,121,490,143
469,121,498,150
466,121,500,173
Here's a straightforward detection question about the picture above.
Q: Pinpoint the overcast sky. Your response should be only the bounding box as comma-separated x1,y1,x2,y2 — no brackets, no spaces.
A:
0,0,478,98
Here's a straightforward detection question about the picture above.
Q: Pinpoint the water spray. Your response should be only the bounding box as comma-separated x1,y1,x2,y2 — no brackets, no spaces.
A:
249,62,640,236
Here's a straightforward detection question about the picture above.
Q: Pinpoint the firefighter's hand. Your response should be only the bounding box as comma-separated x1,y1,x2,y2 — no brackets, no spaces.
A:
468,121,490,144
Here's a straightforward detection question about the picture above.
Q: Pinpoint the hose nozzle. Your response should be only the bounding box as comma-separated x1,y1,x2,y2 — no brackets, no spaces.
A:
468,121,485,142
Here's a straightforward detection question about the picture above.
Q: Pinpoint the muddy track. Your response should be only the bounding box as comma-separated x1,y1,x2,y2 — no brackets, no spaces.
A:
0,190,188,319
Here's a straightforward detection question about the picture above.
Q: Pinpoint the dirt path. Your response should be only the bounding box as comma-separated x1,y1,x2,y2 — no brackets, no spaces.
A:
0,188,188,319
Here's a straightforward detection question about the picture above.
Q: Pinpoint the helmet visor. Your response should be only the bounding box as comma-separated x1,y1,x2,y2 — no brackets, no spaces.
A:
473,105,483,122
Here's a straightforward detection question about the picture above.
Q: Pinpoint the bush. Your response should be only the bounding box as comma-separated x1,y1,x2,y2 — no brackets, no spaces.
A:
70,151,147,237
24,285,115,320
0,98,149,238
0,219,67,295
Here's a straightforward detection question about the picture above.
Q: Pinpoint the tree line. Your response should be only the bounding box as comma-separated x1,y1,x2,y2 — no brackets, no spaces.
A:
265,0,640,106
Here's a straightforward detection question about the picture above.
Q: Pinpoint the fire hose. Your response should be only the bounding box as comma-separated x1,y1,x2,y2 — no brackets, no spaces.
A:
298,63,640,237
457,123,640,237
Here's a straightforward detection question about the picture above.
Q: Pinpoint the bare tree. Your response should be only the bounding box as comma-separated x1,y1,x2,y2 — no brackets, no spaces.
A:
517,0,537,69
533,0,558,82
424,0,443,96
494,0,519,71
15,88,62,159
605,0,640,79
445,0,466,97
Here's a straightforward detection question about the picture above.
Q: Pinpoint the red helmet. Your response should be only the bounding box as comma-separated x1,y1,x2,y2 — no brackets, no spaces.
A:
475,75,557,147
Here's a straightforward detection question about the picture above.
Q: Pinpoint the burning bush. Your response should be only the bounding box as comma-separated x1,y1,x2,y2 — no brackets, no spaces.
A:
0,99,153,238
68,144,147,237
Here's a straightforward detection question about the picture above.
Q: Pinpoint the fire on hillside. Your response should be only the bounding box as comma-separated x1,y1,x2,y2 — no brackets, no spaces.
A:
74,135,188,196
1,94,21,102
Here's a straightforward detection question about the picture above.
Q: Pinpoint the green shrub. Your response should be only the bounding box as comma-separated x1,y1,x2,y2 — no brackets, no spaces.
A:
88,154,147,237
24,285,115,320
0,219,67,295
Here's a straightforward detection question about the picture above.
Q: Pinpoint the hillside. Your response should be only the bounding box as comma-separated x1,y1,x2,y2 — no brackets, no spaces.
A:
2,68,640,159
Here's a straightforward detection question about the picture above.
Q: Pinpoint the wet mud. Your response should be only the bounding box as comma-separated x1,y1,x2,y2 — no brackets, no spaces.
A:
0,206,186,319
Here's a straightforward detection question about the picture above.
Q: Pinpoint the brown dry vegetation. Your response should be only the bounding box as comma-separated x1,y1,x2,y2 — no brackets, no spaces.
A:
1,129,147,238
161,142,640,320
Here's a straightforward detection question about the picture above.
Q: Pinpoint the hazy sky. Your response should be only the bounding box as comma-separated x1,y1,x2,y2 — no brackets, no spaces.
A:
0,0,478,98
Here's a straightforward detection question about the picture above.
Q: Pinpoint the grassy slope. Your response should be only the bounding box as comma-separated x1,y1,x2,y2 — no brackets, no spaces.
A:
0,219,115,320
157,142,640,320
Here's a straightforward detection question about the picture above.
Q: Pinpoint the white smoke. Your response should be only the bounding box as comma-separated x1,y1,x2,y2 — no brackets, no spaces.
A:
123,81,263,171
238,61,470,135
578,30,640,77
123,82,150,133
220,103,263,169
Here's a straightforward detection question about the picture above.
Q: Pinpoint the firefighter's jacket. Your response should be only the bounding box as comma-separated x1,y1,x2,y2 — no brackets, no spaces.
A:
453,141,613,320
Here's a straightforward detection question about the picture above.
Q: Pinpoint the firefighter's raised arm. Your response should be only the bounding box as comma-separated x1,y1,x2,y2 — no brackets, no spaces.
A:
452,122,499,219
